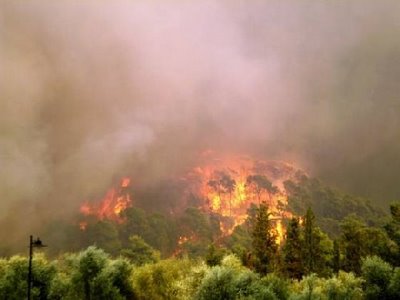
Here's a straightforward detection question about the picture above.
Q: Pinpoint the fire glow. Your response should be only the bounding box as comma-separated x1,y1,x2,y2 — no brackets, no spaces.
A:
79,177,132,229
183,154,302,241
78,153,303,244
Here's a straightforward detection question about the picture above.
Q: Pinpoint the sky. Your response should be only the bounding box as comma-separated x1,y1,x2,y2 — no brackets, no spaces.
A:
1,0,400,243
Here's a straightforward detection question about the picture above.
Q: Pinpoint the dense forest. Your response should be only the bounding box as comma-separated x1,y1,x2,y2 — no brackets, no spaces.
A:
2,176,400,299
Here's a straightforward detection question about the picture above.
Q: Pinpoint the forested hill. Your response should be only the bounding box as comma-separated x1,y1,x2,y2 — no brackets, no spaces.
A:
284,175,386,236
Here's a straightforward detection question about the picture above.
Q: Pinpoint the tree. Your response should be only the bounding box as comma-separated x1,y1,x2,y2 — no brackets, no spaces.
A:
65,246,135,300
388,267,400,299
219,173,236,216
75,246,108,300
208,177,224,213
132,258,197,300
246,175,277,205
0,254,55,300
323,271,363,300
195,266,237,300
361,256,393,300
340,215,365,274
302,208,332,276
303,208,317,274
196,256,280,300
121,207,150,244
251,203,277,275
93,258,135,300
121,235,160,266
333,239,341,274
84,220,122,255
384,202,400,265
282,217,304,279
205,243,226,267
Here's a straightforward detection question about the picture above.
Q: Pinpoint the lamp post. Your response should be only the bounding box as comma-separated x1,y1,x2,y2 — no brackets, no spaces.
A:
27,236,47,300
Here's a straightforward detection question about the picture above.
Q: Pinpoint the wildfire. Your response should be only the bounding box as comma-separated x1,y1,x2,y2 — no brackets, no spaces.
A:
183,154,304,241
77,153,304,245
79,177,132,226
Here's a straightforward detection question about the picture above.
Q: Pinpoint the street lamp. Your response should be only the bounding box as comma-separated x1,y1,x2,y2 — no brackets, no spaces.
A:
27,236,47,300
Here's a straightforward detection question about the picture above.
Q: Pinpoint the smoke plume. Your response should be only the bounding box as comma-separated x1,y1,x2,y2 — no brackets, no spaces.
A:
1,0,400,248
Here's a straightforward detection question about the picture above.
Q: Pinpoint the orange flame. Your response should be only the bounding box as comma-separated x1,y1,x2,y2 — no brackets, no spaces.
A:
183,155,301,240
80,177,132,224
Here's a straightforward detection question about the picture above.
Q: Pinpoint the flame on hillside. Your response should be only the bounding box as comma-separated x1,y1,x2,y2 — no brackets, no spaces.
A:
77,153,305,245
79,177,132,229
182,154,304,242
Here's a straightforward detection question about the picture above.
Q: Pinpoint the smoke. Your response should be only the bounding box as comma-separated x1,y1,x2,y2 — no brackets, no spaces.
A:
1,0,400,247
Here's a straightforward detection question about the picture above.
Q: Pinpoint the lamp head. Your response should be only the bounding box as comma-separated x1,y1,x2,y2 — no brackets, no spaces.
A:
32,237,47,248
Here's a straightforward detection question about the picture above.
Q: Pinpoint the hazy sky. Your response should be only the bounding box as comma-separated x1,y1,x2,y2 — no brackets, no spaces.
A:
1,0,400,240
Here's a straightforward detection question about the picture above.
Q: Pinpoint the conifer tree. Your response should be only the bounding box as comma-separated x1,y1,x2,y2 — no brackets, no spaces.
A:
302,207,332,276
333,239,341,274
251,202,277,275
303,208,317,274
282,217,304,279
340,215,364,274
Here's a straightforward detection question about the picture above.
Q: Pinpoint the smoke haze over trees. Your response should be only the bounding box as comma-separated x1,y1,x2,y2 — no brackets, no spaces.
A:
1,0,400,246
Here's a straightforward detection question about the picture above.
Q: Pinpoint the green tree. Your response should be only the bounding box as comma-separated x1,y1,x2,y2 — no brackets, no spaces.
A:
340,215,365,274
121,235,160,266
195,266,237,300
0,253,55,300
332,239,341,274
361,256,393,300
74,246,108,300
282,217,304,279
84,220,122,255
146,213,177,256
323,271,364,300
66,246,134,300
205,243,226,267
132,258,198,300
121,207,150,244
384,202,400,265
388,267,400,299
302,207,333,276
251,203,278,275
92,258,135,300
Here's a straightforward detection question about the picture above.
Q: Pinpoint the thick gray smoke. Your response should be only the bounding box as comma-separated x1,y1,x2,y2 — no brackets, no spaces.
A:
1,0,400,246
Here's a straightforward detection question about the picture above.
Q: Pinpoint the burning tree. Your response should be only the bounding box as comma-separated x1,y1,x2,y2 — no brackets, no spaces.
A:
207,171,236,216
246,174,278,205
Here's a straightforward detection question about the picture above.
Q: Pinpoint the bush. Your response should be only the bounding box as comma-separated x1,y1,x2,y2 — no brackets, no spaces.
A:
361,256,393,300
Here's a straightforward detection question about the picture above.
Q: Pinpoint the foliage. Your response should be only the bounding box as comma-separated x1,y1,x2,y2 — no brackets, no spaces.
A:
58,246,134,300
282,217,304,279
384,202,400,266
361,256,393,300
195,256,280,300
341,215,396,274
323,271,364,300
121,235,160,266
340,215,365,274
303,208,333,276
284,177,384,236
0,253,56,300
205,243,227,267
195,265,238,300
132,257,199,300
84,220,122,255
388,267,400,299
251,203,278,275
290,271,363,300
246,175,277,205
